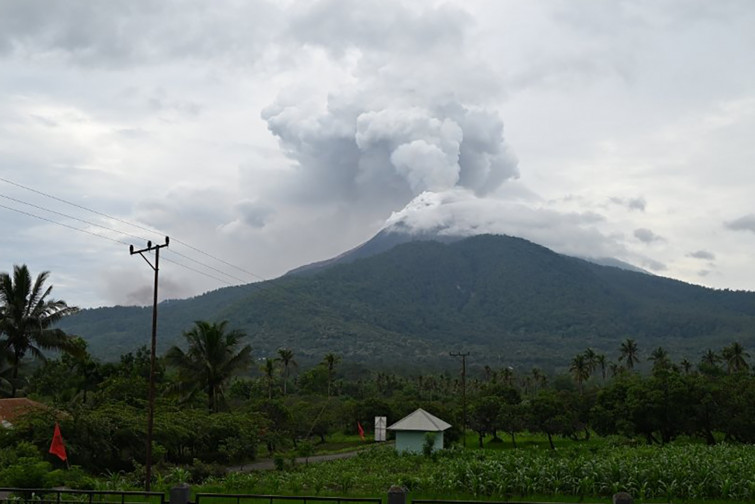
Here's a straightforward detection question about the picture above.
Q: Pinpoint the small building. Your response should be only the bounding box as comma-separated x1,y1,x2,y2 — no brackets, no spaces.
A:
387,408,451,453
0,398,49,428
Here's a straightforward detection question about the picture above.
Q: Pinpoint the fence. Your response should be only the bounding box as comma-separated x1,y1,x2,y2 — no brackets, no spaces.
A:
0,489,165,504
194,494,381,504
0,488,642,504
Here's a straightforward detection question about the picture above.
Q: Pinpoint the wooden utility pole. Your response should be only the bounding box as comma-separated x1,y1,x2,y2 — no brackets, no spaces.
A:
450,351,470,447
130,237,169,491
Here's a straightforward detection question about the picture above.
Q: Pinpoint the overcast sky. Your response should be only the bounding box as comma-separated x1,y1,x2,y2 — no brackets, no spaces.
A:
1,0,754,308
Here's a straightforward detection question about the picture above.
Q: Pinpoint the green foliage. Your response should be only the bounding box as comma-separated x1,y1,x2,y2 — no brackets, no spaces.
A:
421,433,436,457
0,457,52,488
165,320,252,412
190,443,755,501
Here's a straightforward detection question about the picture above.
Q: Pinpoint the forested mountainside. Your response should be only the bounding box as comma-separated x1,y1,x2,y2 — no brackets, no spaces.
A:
59,234,755,370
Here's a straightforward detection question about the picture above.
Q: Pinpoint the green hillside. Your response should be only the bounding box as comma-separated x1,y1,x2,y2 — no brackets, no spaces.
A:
58,234,755,370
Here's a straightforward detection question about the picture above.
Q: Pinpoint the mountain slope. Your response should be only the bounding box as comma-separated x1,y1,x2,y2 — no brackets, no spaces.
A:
58,234,755,370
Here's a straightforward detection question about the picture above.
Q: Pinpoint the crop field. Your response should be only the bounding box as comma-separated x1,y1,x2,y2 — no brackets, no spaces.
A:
196,443,755,503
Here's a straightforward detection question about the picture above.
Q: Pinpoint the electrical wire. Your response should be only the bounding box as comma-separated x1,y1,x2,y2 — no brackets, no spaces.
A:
0,176,268,284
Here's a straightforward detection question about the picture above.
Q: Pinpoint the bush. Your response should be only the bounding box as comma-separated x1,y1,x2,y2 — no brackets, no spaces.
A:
0,457,53,488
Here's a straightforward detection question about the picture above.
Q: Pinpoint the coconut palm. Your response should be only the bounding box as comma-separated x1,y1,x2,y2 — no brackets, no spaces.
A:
619,338,640,370
0,265,79,396
569,354,590,394
276,348,297,395
322,352,340,397
262,357,276,399
700,348,721,369
595,354,608,381
722,342,749,374
165,320,251,412
583,348,598,375
648,346,671,374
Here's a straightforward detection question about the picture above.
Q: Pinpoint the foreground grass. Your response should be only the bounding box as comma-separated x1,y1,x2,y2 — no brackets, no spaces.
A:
194,442,755,503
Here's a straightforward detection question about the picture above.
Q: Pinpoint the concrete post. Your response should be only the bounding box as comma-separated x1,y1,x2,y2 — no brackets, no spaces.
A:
170,484,191,504
387,485,407,504
612,492,633,504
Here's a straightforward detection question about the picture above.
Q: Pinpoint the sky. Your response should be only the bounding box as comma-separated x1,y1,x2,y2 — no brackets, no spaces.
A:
1,0,755,308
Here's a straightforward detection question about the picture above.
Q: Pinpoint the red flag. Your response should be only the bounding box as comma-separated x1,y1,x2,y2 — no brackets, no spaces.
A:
49,423,67,461
357,421,365,441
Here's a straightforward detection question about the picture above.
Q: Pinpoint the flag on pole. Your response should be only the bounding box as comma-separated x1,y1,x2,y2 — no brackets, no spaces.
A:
357,421,365,441
49,423,67,461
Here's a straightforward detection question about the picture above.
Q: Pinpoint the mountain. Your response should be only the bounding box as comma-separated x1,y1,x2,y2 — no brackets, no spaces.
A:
287,226,646,276
285,226,463,276
58,234,755,371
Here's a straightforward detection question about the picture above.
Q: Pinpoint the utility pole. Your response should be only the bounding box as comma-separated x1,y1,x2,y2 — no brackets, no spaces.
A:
130,237,169,491
449,351,469,447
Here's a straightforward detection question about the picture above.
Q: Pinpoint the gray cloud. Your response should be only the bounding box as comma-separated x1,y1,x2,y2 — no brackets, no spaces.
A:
725,214,755,233
610,196,646,212
289,0,469,57
634,228,664,243
0,0,281,67
688,250,716,260
641,257,668,272
232,200,274,229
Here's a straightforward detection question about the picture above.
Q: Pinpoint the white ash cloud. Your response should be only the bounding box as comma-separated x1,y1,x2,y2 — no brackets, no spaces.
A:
262,1,518,228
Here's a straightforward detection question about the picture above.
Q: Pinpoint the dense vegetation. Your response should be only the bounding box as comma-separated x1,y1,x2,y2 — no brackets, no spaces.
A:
5,318,755,502
58,234,755,370
7,262,755,502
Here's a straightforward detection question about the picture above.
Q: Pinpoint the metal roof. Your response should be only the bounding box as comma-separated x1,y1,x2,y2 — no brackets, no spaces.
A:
387,408,451,432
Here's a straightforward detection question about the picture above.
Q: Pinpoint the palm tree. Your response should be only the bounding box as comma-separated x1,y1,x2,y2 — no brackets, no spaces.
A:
722,342,749,374
595,354,607,381
262,357,276,399
583,348,598,375
165,320,251,412
322,353,340,397
0,265,79,396
569,354,590,394
619,338,640,370
700,348,721,369
648,346,671,374
276,348,297,395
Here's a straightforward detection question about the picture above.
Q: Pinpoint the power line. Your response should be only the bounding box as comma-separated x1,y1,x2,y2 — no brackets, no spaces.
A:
0,176,268,282
0,202,130,246
0,192,147,243
0,177,353,322
1,198,249,290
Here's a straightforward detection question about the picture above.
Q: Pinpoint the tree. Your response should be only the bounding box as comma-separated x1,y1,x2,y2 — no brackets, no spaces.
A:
165,320,252,412
583,348,598,375
468,395,501,447
0,265,79,396
323,353,341,397
262,357,276,400
722,342,749,374
648,346,671,375
619,338,640,370
595,353,607,382
700,348,721,369
276,348,297,396
569,354,590,394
